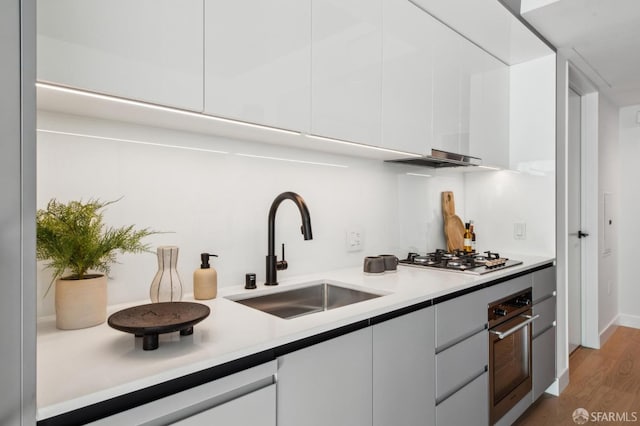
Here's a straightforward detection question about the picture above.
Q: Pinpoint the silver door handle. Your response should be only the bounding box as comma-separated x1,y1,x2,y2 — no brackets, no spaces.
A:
489,314,540,340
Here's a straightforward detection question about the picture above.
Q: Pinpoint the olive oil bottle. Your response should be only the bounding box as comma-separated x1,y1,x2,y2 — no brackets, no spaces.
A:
469,220,476,252
463,222,473,253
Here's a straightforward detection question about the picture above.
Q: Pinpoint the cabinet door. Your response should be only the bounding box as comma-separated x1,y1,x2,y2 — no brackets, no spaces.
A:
277,328,372,426
381,0,433,155
532,326,556,401
311,0,382,145
431,19,462,154
37,0,204,111
467,52,510,168
458,36,486,157
372,307,435,426
436,371,488,426
174,384,275,426
533,265,556,302
533,295,556,337
204,0,311,131
435,287,487,350
88,362,276,425
436,330,487,403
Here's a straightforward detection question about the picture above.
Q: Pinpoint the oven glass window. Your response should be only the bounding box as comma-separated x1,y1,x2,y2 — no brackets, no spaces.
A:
492,325,530,403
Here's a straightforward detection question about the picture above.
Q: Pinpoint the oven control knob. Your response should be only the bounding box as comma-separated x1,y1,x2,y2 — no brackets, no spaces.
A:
493,308,507,317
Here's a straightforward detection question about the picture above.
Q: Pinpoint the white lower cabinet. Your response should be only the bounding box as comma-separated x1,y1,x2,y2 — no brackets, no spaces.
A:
277,328,373,426
174,384,275,426
372,307,435,426
436,372,488,426
89,361,276,425
532,326,556,401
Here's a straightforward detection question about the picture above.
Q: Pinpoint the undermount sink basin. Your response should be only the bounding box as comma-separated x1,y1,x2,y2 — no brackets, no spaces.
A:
228,282,383,319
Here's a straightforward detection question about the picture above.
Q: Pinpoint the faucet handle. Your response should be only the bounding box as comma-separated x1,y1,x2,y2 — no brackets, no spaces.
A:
277,243,288,271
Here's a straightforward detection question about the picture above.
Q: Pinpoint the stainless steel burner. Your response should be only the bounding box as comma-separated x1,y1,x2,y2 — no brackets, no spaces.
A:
398,250,523,275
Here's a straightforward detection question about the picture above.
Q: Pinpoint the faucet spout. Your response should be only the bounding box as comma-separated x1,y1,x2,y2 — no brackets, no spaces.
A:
266,192,313,286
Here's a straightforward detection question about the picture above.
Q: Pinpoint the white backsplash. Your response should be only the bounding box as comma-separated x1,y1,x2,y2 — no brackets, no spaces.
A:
36,109,556,316
463,170,555,256
36,111,469,316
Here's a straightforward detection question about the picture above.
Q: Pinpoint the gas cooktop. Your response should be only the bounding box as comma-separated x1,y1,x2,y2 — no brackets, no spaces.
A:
398,250,523,275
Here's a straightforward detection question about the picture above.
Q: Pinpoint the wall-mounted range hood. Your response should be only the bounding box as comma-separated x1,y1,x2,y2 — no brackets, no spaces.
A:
385,149,482,168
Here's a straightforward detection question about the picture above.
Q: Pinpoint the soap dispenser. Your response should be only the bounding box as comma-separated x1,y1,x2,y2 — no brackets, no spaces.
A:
193,253,218,300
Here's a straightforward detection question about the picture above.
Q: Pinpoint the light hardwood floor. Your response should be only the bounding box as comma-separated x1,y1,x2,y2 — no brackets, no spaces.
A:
514,326,640,425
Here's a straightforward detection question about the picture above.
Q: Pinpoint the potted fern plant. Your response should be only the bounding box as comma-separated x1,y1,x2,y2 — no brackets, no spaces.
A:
37,198,156,330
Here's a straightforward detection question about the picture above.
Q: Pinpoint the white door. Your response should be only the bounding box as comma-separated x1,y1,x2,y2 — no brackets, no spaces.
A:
567,87,583,354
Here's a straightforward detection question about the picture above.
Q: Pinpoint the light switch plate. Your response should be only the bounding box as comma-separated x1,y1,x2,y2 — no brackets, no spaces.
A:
346,227,364,252
514,222,526,240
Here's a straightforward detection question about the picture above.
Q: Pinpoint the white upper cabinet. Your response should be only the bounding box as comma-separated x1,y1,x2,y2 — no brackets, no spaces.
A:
204,0,311,132
311,0,383,146
430,10,510,167
381,0,433,155
37,0,204,111
431,19,463,154
468,53,510,168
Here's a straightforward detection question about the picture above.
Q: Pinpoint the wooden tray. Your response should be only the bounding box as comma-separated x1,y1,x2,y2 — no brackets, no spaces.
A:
108,302,210,350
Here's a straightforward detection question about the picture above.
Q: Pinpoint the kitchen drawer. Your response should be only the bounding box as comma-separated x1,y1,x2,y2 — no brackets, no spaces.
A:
435,287,487,349
484,273,532,306
533,295,556,338
533,265,556,302
436,329,487,402
174,384,275,426
436,371,488,426
533,325,556,401
89,361,276,425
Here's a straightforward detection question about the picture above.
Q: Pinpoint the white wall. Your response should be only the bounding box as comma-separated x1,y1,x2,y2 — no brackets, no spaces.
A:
36,111,466,315
597,95,619,337
618,105,640,326
463,171,555,255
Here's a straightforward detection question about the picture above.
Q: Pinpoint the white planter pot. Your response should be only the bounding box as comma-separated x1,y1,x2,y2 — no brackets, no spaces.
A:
55,274,107,330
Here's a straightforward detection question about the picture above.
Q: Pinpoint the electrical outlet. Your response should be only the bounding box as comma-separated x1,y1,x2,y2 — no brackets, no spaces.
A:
514,222,526,240
346,228,364,252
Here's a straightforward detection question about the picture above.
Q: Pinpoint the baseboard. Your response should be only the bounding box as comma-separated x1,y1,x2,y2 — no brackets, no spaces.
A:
616,314,640,330
600,316,619,346
546,367,569,396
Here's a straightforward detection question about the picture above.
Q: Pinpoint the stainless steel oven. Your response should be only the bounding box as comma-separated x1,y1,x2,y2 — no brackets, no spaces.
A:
488,289,538,425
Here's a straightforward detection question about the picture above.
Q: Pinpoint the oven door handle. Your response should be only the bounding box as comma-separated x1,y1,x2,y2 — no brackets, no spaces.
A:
489,314,539,340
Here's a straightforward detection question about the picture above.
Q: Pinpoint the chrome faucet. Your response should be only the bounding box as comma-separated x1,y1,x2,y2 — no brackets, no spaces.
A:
266,192,313,286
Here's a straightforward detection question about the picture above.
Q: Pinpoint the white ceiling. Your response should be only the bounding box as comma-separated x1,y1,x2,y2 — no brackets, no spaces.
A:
521,0,640,106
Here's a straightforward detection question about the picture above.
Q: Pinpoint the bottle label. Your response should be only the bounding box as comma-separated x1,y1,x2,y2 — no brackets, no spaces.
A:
464,238,472,247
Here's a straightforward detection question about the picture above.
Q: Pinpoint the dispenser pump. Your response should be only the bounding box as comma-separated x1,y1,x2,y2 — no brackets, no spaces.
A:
200,253,218,269
194,253,219,300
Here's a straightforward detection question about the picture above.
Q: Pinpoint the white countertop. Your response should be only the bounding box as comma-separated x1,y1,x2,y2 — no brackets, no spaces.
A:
37,254,554,420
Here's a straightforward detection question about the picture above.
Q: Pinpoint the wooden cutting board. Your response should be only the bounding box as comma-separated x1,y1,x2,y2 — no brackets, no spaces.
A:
442,191,465,251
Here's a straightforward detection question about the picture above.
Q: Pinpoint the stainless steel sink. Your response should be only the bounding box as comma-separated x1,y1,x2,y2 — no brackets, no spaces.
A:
228,282,383,319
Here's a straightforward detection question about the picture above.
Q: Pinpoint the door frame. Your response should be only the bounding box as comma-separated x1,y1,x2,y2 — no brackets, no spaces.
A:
568,64,599,349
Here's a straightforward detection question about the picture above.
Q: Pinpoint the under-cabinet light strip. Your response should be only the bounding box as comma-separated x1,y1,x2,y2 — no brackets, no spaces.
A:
37,82,424,159
235,153,348,168
406,172,433,178
36,129,230,154
477,165,501,171
304,134,423,158
36,82,301,136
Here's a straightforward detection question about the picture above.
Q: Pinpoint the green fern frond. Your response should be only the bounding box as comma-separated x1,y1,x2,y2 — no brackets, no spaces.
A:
36,198,158,294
